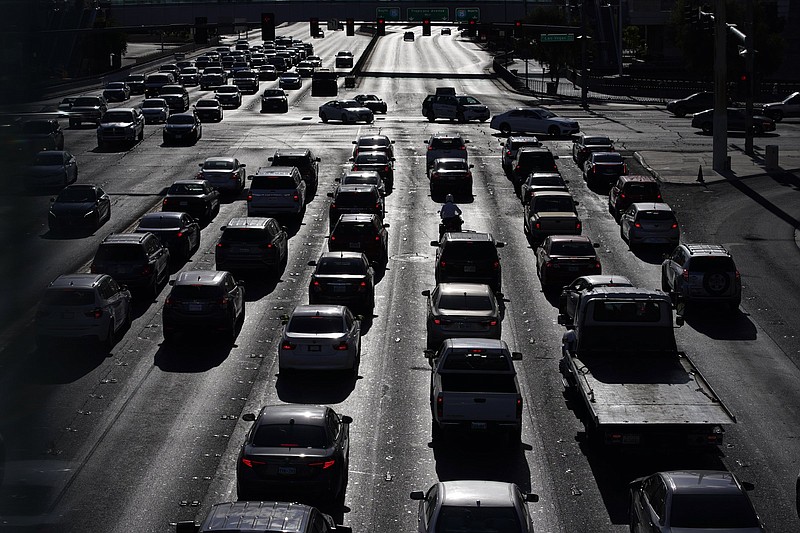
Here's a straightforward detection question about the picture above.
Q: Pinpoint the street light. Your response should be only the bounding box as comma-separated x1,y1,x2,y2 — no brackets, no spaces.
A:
602,0,623,76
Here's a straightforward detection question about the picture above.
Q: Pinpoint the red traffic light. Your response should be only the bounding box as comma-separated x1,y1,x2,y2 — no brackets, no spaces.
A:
378,18,385,24
740,74,747,81
262,14,272,23
469,19,476,25
514,20,522,27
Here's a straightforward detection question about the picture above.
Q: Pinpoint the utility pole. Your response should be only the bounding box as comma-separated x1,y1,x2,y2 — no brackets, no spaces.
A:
743,0,754,155
580,0,588,106
712,0,728,172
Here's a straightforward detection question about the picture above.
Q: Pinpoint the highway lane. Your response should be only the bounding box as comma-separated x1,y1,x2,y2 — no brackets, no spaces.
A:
1,24,799,532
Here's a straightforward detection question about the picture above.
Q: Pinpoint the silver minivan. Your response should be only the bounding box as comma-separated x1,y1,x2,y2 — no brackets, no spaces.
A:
246,166,307,220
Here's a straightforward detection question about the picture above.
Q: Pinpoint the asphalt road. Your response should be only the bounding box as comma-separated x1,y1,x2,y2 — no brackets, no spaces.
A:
1,24,799,533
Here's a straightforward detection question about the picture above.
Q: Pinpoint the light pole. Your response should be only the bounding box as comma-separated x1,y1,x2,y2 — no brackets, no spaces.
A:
603,1,623,76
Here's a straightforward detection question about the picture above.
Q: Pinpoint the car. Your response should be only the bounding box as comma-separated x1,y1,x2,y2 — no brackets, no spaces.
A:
328,213,389,266
247,166,307,220
337,171,385,197
319,100,374,124
519,172,568,205
296,60,316,77
307,55,323,67
428,158,474,197
349,151,394,190
35,274,131,350
558,274,634,322
162,112,202,145
162,270,245,343
351,134,394,159
608,175,662,220
57,97,76,112
179,66,200,86
431,231,505,292
278,304,362,373
423,94,491,123
215,217,288,273
257,64,279,81
159,63,180,76
175,501,344,533
102,81,130,102
230,60,250,74
572,133,615,167
761,91,800,121
140,98,170,124
490,107,580,136
410,481,538,533
19,118,65,155
27,150,77,189
144,72,175,98
536,235,602,289
159,84,190,113
199,70,226,90
135,212,200,262
214,85,242,108
232,69,260,94
193,98,223,122
327,185,384,230
510,146,559,192
261,88,288,113
236,404,352,503
68,95,108,127
619,202,680,250
523,190,581,241
666,91,720,117
441,27,451,35
583,151,627,187
311,68,338,97
196,156,246,194
353,94,388,114
308,252,376,313
424,133,469,169
267,56,289,73
661,243,742,311
126,73,145,94
691,107,776,134
335,51,353,68
162,179,220,223
279,72,302,90
500,135,540,172
269,149,320,194
422,282,502,349
403,31,415,41
96,107,145,148
629,470,764,532
90,232,170,298
48,184,110,233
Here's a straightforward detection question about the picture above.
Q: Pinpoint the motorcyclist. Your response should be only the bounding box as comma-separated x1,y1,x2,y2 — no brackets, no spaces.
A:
439,194,463,225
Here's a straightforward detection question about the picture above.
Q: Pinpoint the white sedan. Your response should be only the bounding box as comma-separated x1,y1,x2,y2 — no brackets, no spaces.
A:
278,304,361,373
490,107,580,136
318,100,374,124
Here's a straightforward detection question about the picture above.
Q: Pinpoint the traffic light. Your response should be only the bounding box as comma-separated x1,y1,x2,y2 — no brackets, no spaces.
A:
467,19,476,37
346,18,355,36
310,17,319,38
377,18,386,36
261,12,275,41
422,18,431,36
514,20,522,38
194,16,208,45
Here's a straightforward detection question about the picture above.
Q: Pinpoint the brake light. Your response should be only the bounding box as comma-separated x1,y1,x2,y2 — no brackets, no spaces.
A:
459,145,466,150
427,145,433,151
436,394,443,418
735,270,740,281
359,281,367,287
489,319,498,326
140,265,152,276
308,459,336,469
374,235,380,241
333,341,349,350
575,222,581,230
440,261,446,267
216,242,226,248
241,458,266,468
260,243,273,249
431,172,439,179
85,307,103,319
293,193,300,202
620,193,626,199
594,261,601,270
165,296,175,306
634,222,642,228
622,163,628,174
534,222,541,229
515,164,520,170
516,396,523,417
330,235,336,241
384,165,389,172
352,165,359,171
657,194,662,200
375,203,381,209
506,150,511,156
671,223,678,229
176,231,183,238
492,260,499,269
545,261,552,268
281,342,296,350
247,194,253,201
433,318,441,325
162,199,169,206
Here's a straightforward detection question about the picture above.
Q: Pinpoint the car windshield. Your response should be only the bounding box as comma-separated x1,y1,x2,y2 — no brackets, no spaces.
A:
592,301,662,322
168,115,195,125
42,289,95,306
431,138,463,149
549,241,595,256
637,210,674,221
169,285,225,300
168,183,204,195
669,493,760,528
94,245,145,262
142,100,166,108
435,160,468,171
317,259,366,275
138,216,181,230
22,122,53,134
33,152,63,165
73,97,99,106
442,242,498,261
196,100,218,108
534,197,574,212
220,229,269,243
456,96,481,105
441,351,511,371
102,111,133,123
263,90,284,97
250,175,296,189
435,505,522,532
334,192,377,207
252,424,327,448
437,293,493,311
56,188,95,202
203,159,234,170
287,315,345,334
688,256,736,272
592,153,622,163
538,109,557,118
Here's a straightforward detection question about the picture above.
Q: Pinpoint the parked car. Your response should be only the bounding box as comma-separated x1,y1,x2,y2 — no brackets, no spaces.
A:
162,179,220,223
328,213,389,266
48,184,110,233
96,107,145,148
135,212,200,263
353,94,388,114
308,251,375,313
572,133,614,167
90,232,170,298
140,98,170,124
661,243,741,311
102,81,130,102
583,151,627,187
35,274,131,350
422,283,502,349
162,112,202,145
194,99,224,122
278,304,362,373
261,88,288,113
431,231,505,292
619,202,680,250
197,156,246,194
490,107,580,136
215,217,288,273
27,150,77,189
536,235,602,289
319,100,373,124
691,107,775,135
608,175,661,220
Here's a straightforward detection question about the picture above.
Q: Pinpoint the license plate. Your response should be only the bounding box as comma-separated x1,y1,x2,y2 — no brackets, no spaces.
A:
333,285,346,293
464,266,476,273
188,304,203,312
308,345,321,351
348,243,361,249
175,134,182,139
234,247,250,253
179,201,188,206
471,422,487,430
568,266,578,272
459,323,473,330
278,466,296,475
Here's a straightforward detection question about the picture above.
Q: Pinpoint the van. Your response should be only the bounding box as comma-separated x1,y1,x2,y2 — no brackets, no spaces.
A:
311,68,338,97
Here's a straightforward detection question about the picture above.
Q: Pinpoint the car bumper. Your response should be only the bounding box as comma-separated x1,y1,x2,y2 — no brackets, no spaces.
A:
279,349,357,370
30,174,67,188
236,473,339,501
36,320,109,340
163,309,231,330
99,131,137,142
247,204,303,216
309,292,371,309
216,253,280,270
629,230,679,245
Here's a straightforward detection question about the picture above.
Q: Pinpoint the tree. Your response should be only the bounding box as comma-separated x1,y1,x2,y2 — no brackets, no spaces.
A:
622,26,646,60
517,7,579,85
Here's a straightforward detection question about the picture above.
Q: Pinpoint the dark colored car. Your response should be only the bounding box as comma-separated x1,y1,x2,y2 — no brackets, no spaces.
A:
431,231,506,292
236,404,352,504
175,501,342,533
232,69,260,94
162,179,220,223
159,84,190,113
258,64,279,81
428,157,474,197
135,211,200,262
144,72,175,98
20,119,64,153
608,175,662,220
572,133,614,167
351,134,394,160
126,73,145,95
90,232,170,297
194,99,223,123
96,108,145,148
48,184,111,233
199,71,226,90
261,88,288,113
162,270,245,343
102,81,130,102
162,113,202,145
269,149,320,193
666,91,719,117
535,235,601,289
350,151,394,190
327,185,384,230
279,72,302,90
308,251,376,313
583,151,627,187
500,135,541,172
69,95,108,127
215,85,242,108
511,146,559,192
691,107,776,135
353,94,388,114
328,213,389,267
215,217,289,273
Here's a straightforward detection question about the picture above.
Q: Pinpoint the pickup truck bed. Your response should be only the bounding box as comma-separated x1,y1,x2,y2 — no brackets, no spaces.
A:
439,374,517,393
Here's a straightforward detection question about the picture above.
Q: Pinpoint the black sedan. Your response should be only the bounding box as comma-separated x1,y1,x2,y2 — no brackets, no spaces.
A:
48,184,111,234
193,99,223,123
308,251,376,313
161,179,220,224
261,89,288,113
354,94,388,114
236,404,352,505
162,113,202,145
135,211,200,262
691,107,776,135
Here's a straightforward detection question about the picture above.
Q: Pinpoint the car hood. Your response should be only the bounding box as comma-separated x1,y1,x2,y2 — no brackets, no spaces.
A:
50,202,95,215
99,122,134,128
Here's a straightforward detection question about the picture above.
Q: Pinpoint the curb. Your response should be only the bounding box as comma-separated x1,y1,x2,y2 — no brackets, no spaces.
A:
633,151,730,186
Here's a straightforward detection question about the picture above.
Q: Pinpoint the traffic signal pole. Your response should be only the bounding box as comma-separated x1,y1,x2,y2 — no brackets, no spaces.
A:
712,0,728,173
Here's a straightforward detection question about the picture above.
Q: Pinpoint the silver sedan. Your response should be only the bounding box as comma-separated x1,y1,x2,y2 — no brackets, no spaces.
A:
278,304,362,373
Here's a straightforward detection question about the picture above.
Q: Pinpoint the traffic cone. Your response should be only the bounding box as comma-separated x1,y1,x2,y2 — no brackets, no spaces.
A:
697,165,705,184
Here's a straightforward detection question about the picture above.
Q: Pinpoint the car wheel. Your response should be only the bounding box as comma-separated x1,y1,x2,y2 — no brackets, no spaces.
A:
508,425,522,447
674,106,687,118
341,113,351,124
431,419,442,443
137,128,144,142
94,212,101,230
548,125,560,136
771,110,783,122
320,112,328,123
457,112,466,123
426,111,436,122
701,122,713,134
100,323,115,352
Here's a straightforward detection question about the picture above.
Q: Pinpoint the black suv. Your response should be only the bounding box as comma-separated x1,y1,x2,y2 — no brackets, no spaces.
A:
308,251,376,312
215,217,288,273
608,175,662,220
327,184,384,230
430,231,506,292
328,213,389,267
162,270,245,343
510,147,559,193
90,233,170,298
269,149,320,193
261,89,288,113
661,243,742,311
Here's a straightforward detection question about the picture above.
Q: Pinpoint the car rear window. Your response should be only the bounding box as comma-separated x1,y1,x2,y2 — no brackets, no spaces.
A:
168,183,204,195
441,351,511,371
251,174,297,189
549,241,595,256
317,259,366,275
203,159,234,170
442,241,498,261
142,100,166,108
437,294,493,311
592,153,623,163
585,136,611,145
332,223,376,236
95,245,146,262
637,210,675,221
288,316,345,334
436,506,521,532
42,289,95,306
221,229,269,243
170,285,224,299
688,256,736,272
430,137,463,149
592,301,662,322
358,137,389,147
334,191,377,207
253,424,327,448
139,217,181,230
272,156,309,169
624,183,659,195
669,494,760,528
435,160,468,171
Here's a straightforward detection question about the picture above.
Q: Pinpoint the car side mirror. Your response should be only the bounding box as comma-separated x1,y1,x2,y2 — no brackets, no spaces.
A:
525,493,539,503
593,243,600,248
464,139,470,143
511,351,523,361
198,163,203,167
351,140,357,144
573,201,579,205
430,240,440,247
675,315,684,327
327,192,334,198
241,413,256,422
553,155,559,159
423,140,429,144
469,164,474,168
500,142,505,146
423,349,435,359
410,491,425,500
247,176,253,180
168,280,176,286
348,157,354,161
496,241,506,248
383,223,390,228
315,157,321,162
308,260,317,267
340,415,353,424
421,289,431,297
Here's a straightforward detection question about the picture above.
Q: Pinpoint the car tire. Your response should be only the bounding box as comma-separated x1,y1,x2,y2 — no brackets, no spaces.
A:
137,128,144,142
674,106,687,118
701,122,713,134
426,111,436,122
320,112,328,123
548,125,560,136
771,110,783,122
341,113,351,124
101,323,115,352
661,272,671,293
431,419,442,443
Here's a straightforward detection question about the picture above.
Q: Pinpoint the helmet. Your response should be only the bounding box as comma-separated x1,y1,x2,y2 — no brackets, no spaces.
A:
445,194,454,203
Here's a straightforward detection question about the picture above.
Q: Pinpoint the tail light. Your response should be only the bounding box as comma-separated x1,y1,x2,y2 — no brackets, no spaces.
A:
505,150,511,156
515,164,520,171
216,242,226,248
516,396,523,418
375,203,381,209
293,193,300,202
281,341,296,350
358,281,367,291
241,457,266,468
622,163,628,174
459,145,466,150
352,165,359,171
440,261,446,267
534,222,541,230
575,222,581,230
311,280,321,291
656,193,662,200
436,394,443,418
383,165,389,172
247,194,253,201
682,269,689,281
330,235,336,241
431,172,439,180
634,222,642,228
140,265,152,276
492,260,499,269
735,270,741,282
433,318,441,325
489,319,498,326
259,243,274,249
308,459,336,469
620,193,626,199
162,199,169,206
217,296,229,306
230,172,239,180
552,164,558,171
580,147,589,154
427,146,433,151
165,296,175,306
374,235,380,241
671,223,678,229
545,261,553,268
85,307,103,319
466,171,472,178
333,341,349,350
176,231,184,238
594,261,601,270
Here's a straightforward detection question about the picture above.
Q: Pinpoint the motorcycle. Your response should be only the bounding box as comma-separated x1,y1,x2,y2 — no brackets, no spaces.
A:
438,215,463,237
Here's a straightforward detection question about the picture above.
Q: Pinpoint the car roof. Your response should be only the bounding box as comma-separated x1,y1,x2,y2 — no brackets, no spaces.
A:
141,212,186,222
531,190,572,198
357,134,390,141
576,275,633,286
630,202,673,212
659,470,743,495
338,213,379,223
336,185,378,193
548,235,592,244
198,501,312,532
438,481,517,507
436,283,494,296
290,304,348,317
508,136,540,143
319,251,366,261
683,243,732,257
102,233,150,244
583,286,669,300
517,146,552,154
430,133,464,139
433,158,468,164
205,156,236,163
49,274,105,289
225,217,273,229
254,166,296,176
174,270,228,286
273,149,311,157
342,171,381,178
171,179,207,186
619,175,657,183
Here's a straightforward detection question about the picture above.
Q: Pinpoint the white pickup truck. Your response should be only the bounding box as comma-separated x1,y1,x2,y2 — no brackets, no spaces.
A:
427,338,523,444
